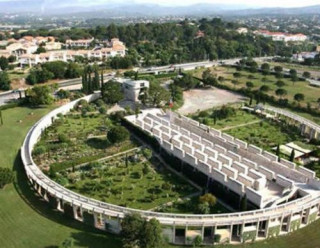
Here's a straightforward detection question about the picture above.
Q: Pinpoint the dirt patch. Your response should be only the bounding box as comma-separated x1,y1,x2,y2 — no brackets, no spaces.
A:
178,88,246,115
10,78,28,90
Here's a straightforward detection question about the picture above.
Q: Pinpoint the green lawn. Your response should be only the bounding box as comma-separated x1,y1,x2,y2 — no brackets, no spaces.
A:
225,120,303,152
191,109,260,130
196,66,320,108
1,106,320,248
191,108,308,156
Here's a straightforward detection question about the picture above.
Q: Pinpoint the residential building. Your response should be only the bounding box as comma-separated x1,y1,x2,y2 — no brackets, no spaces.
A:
255,30,308,42
65,38,94,48
237,27,248,34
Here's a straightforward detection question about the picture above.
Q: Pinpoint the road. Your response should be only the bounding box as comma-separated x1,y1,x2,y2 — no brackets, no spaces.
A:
0,57,272,106
137,57,272,75
0,75,114,106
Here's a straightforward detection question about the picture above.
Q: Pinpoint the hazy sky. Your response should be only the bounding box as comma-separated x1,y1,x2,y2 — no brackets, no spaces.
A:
1,0,320,8
135,0,320,7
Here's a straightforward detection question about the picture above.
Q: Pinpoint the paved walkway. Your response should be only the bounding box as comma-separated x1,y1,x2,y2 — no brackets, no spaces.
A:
220,120,262,131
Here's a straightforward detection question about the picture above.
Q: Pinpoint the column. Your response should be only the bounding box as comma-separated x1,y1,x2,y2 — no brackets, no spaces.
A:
240,223,245,242
255,219,260,239
286,214,293,232
201,226,205,240
229,224,233,241
43,190,49,202
73,205,78,220
57,199,62,211
172,224,176,244
93,212,99,228
37,185,42,196
265,218,270,238
304,207,311,224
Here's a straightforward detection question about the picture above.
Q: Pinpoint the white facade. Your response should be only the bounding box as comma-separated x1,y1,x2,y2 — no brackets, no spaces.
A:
255,30,308,43
122,79,150,102
66,38,94,48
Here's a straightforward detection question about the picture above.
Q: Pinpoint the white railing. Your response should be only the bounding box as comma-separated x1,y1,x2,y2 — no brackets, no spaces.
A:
265,106,320,133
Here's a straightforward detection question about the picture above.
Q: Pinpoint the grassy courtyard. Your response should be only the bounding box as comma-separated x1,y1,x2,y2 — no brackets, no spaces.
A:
60,151,198,210
191,108,311,156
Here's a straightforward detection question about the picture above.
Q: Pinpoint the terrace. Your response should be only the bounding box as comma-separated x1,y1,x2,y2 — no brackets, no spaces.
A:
126,109,318,209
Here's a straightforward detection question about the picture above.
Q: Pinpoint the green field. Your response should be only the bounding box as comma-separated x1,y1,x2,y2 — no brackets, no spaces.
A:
1,105,320,248
191,109,260,130
196,66,320,108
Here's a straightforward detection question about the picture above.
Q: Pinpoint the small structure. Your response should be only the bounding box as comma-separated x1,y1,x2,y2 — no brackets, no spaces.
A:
119,79,150,102
276,142,314,163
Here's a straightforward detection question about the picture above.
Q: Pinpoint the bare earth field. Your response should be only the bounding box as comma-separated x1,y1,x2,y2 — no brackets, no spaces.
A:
178,88,246,115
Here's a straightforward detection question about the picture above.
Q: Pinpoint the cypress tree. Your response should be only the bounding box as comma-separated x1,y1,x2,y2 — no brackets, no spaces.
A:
100,70,104,89
93,67,100,91
82,70,88,94
276,144,280,156
240,195,247,211
290,149,295,162
88,68,92,94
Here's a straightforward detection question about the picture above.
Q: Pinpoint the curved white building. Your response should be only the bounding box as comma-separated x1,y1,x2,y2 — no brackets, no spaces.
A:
21,94,320,245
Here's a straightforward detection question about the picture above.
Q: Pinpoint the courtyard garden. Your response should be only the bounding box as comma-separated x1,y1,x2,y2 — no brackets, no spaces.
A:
54,148,199,210
191,106,317,160
33,99,140,172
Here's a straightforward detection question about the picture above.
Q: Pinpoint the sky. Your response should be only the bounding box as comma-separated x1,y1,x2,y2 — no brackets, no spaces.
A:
135,0,320,8
1,0,320,8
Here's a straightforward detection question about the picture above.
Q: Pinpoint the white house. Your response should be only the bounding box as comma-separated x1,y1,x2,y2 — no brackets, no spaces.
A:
119,79,150,102
65,38,94,48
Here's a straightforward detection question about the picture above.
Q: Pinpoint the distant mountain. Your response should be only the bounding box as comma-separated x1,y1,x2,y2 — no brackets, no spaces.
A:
229,5,320,16
0,1,319,17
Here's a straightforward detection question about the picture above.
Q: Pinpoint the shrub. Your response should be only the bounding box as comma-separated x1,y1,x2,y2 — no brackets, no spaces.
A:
107,126,130,144
199,193,217,207
214,234,221,243
142,148,152,160
58,133,69,143
0,168,14,188
99,106,107,114
33,145,47,156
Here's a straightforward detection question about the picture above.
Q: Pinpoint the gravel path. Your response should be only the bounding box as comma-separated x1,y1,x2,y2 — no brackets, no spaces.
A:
178,88,246,115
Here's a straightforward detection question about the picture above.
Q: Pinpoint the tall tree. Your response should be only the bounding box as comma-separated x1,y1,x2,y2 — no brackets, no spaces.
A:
290,149,295,162
26,85,54,106
101,80,123,104
0,71,10,90
140,218,163,248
